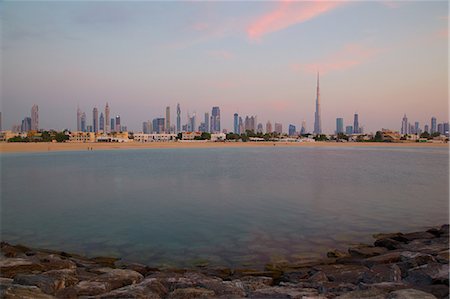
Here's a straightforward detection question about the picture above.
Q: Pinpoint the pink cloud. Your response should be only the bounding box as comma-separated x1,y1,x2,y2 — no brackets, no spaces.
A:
208,50,234,60
192,22,209,31
380,1,402,9
291,43,382,74
247,0,345,40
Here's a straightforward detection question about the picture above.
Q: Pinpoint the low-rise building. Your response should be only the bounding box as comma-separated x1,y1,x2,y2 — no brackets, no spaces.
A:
69,132,96,143
211,133,226,141
181,132,202,140
133,133,177,142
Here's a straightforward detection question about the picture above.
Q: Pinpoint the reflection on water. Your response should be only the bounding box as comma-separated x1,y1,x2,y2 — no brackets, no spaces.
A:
1,146,448,268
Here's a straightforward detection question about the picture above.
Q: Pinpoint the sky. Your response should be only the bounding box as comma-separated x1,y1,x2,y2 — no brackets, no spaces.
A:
1,0,448,133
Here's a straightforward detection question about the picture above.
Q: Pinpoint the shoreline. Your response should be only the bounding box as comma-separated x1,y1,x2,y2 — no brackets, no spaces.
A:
1,141,448,154
1,224,448,298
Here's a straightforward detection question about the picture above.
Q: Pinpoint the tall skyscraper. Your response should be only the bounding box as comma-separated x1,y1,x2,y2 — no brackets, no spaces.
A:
353,113,359,134
77,107,82,131
81,113,86,132
274,123,283,134
257,123,263,133
414,122,420,135
424,124,429,133
300,120,306,135
239,117,244,134
437,123,444,135
401,114,408,135
93,107,99,133
166,106,171,133
204,112,209,133
336,118,344,134
21,117,32,132
345,126,353,135
111,118,115,132
0,112,2,131
244,116,256,132
99,113,105,131
211,106,220,133
115,115,121,132
431,117,437,134
105,103,110,133
143,121,152,134
31,104,39,131
176,103,181,133
266,121,272,134
288,124,296,136
152,118,165,133
234,113,239,134
190,113,196,132
313,72,322,134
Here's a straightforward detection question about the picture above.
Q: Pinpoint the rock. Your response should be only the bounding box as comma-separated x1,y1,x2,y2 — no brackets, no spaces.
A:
362,264,402,284
313,264,369,284
167,287,215,299
14,274,60,295
419,284,450,299
308,271,329,283
348,246,388,258
387,288,437,299
401,232,436,242
1,243,30,258
335,288,388,298
249,286,318,298
37,255,77,272
359,282,409,292
1,284,55,299
239,276,272,292
93,277,167,299
118,262,156,276
439,224,449,237
0,257,44,278
327,249,348,258
363,252,402,267
90,256,119,268
88,268,144,290
317,282,357,295
374,238,403,250
405,263,449,286
75,281,112,296
435,249,449,264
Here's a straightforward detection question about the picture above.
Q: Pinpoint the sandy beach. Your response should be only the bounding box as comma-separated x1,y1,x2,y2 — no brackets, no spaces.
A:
0,141,447,153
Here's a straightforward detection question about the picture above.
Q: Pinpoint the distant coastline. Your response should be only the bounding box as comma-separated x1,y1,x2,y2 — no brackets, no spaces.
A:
0,141,448,154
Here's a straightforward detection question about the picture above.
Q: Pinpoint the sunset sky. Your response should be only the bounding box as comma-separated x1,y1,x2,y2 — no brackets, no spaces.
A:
1,1,448,133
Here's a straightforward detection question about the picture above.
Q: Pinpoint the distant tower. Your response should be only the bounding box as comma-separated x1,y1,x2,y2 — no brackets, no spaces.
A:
166,106,171,133
31,104,39,131
99,113,105,131
211,106,220,133
81,113,87,132
336,118,344,134
176,103,181,133
204,112,209,133
431,117,437,134
234,113,239,134
300,120,306,135
401,114,408,135
115,115,121,132
77,106,82,131
93,107,99,133
353,113,359,134
266,121,272,134
313,72,322,135
105,103,110,133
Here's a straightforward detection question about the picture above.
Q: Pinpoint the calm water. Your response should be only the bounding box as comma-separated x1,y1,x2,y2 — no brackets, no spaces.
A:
1,146,448,268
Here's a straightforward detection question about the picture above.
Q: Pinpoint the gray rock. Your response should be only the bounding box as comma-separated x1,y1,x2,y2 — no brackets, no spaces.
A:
14,269,78,295
387,288,437,299
358,282,409,292
406,263,449,286
1,284,55,299
327,249,348,258
239,276,272,292
401,232,436,242
374,238,404,250
435,249,449,264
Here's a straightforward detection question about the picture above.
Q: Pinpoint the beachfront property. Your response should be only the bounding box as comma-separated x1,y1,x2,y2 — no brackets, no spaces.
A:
133,133,177,142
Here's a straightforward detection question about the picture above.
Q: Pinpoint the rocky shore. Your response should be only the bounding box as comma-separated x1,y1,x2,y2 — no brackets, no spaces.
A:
1,225,448,299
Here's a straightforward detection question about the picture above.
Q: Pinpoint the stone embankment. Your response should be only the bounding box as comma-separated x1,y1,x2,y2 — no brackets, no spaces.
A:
0,225,448,298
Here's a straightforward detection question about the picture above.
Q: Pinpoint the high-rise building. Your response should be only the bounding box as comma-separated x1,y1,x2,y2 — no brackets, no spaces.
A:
266,121,272,134
234,113,239,134
152,118,165,133
99,113,105,131
21,117,32,132
105,103,110,133
353,113,359,134
176,103,181,133
166,106,171,133
77,107,82,131
401,114,408,135
190,113,196,132
0,112,2,131
431,117,437,134
257,123,263,133
204,112,209,133
244,116,256,132
438,123,444,135
424,124,429,133
313,72,322,134
115,115,121,132
111,118,115,132
239,117,244,135
345,125,353,135
336,118,344,134
81,113,86,132
274,123,282,134
288,124,296,136
93,107,99,133
444,122,449,137
31,104,39,131
143,120,152,134
414,122,420,135
300,120,306,135
211,106,220,133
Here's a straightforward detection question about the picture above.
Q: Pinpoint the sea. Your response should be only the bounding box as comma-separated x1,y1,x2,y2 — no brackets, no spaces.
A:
1,145,448,268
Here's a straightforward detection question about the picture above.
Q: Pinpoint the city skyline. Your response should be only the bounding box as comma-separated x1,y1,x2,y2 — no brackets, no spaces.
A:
2,1,448,132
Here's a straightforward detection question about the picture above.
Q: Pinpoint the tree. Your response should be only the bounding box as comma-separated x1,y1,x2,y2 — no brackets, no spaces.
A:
8,136,29,142
54,132,69,142
314,134,328,141
431,132,441,138
420,132,430,139
200,132,211,140
374,131,383,142
336,133,348,141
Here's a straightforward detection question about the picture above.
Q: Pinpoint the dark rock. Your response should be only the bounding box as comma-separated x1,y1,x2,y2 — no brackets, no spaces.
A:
90,256,119,268
38,254,77,272
167,287,215,299
358,282,409,292
349,245,388,258
239,276,272,292
249,286,318,298
313,264,369,284
401,238,449,255
0,257,44,278
374,238,404,250
88,267,144,290
335,288,388,298
308,271,329,283
327,249,348,258
200,268,232,280
92,277,167,299
363,252,402,267
419,284,449,299
405,263,449,286
318,282,357,295
14,274,60,295
402,232,436,242
118,262,155,276
1,284,55,299
387,288,437,299
362,264,402,284
435,250,449,264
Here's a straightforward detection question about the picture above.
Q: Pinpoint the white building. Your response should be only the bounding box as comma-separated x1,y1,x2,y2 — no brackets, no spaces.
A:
134,133,177,142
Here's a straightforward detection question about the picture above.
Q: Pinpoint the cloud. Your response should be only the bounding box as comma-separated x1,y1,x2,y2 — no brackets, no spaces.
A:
247,0,345,41
291,43,382,74
208,50,234,60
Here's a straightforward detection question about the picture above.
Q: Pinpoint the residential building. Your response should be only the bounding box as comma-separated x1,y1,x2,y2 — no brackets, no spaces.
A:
431,117,437,133
266,121,272,133
288,124,296,136
336,118,344,134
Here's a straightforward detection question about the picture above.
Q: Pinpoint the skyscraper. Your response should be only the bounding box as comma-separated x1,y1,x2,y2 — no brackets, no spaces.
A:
21,117,32,132
288,124,296,136
266,121,272,134
204,112,209,133
81,113,86,132
336,118,344,134
234,113,239,134
401,114,408,135
353,113,359,134
99,113,105,131
77,107,82,131
257,123,263,133
166,106,171,133
274,123,283,134
313,72,322,135
0,112,2,131
105,103,110,133
176,103,181,133
152,118,165,133
424,124,429,133
414,122,420,135
93,107,99,133
31,104,39,131
211,106,220,133
115,115,121,132
244,116,256,132
239,117,244,135
431,117,437,134
300,120,306,135
345,126,353,135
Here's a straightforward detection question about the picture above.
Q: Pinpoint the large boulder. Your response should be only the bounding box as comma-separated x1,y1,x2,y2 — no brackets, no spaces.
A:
92,277,167,299
363,252,402,267
0,258,44,278
13,269,78,295
312,264,369,284
1,284,55,299
349,245,388,258
405,263,449,286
